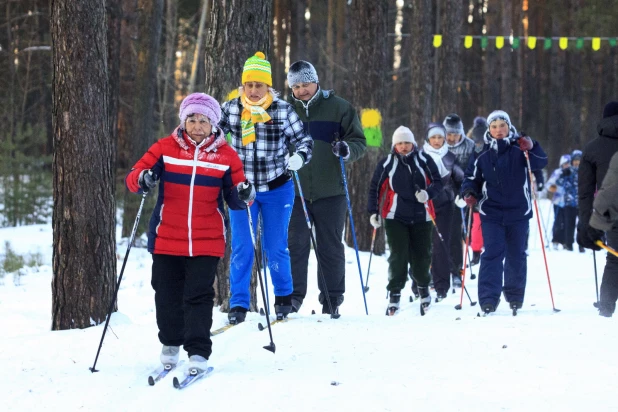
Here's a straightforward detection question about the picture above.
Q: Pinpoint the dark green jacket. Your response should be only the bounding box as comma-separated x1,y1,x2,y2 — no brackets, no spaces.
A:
288,89,366,201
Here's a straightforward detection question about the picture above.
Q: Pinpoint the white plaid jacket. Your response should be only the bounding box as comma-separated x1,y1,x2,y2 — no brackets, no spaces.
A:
220,97,313,192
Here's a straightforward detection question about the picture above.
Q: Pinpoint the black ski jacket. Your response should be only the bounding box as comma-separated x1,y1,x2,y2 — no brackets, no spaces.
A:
578,114,618,228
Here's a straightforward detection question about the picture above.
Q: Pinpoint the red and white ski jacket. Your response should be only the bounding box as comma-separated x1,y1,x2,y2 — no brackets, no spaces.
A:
126,128,247,257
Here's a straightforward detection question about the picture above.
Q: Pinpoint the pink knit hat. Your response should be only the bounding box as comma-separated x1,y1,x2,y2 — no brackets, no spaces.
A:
178,93,221,127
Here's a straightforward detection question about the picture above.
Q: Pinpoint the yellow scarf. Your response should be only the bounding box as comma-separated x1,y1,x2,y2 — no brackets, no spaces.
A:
240,93,273,146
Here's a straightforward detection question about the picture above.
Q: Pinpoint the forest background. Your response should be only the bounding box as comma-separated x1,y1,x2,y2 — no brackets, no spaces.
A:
1,0,617,330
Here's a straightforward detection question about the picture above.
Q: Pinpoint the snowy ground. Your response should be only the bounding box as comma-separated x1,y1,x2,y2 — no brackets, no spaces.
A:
0,199,615,411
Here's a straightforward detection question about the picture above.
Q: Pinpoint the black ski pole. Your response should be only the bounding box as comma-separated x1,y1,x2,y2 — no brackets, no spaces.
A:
246,206,276,353
292,171,341,319
593,250,600,307
365,189,388,292
338,155,369,315
417,191,476,307
461,208,476,280
90,191,148,372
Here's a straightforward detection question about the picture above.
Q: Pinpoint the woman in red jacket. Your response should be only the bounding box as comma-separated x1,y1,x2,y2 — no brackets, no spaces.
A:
126,93,251,375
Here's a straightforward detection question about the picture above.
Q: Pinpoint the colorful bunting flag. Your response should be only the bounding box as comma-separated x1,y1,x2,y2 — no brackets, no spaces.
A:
610,38,617,47
527,36,537,49
559,37,568,50
544,38,552,50
481,36,488,49
512,37,520,49
495,36,504,49
592,37,601,51
433,35,442,48
576,37,584,49
360,109,383,148
464,36,473,49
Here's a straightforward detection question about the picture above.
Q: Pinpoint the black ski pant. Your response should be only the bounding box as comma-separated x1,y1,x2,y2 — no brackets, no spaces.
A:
562,206,578,250
151,254,218,360
600,226,618,314
431,203,453,295
385,219,433,292
552,205,565,245
288,195,347,308
449,204,464,274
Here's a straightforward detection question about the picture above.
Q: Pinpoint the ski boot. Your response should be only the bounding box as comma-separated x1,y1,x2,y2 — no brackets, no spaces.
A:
186,355,208,376
160,345,180,366
481,299,500,316
470,251,481,266
418,286,431,316
386,291,401,316
410,282,420,302
274,295,293,320
435,290,447,303
510,301,523,316
228,306,247,325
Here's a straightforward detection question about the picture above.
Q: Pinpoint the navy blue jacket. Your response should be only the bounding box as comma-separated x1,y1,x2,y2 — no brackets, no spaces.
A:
461,136,548,224
368,149,443,224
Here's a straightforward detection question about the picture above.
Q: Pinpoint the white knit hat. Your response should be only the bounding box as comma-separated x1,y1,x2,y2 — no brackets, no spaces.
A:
487,110,512,128
287,61,319,87
392,126,415,147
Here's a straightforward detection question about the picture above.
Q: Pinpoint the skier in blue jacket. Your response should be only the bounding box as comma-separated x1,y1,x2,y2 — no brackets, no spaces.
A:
461,110,548,314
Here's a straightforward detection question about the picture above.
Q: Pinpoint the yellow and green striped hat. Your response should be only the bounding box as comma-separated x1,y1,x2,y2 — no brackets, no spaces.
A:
242,51,272,86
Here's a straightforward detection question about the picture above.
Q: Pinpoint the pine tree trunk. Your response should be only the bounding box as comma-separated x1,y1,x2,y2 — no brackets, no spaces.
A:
409,0,433,138
51,0,116,330
107,0,122,170
160,0,178,134
121,0,164,238
346,0,388,256
204,0,272,312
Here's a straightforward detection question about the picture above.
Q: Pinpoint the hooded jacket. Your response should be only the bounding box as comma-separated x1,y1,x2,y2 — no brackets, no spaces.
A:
578,114,618,227
461,128,548,224
368,147,443,225
126,128,246,257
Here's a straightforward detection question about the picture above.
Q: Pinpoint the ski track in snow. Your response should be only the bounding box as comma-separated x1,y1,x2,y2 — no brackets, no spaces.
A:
0,200,615,411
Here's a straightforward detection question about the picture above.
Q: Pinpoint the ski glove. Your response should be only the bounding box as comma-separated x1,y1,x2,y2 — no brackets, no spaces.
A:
288,153,305,171
415,190,429,203
370,213,382,228
237,181,256,203
536,181,544,191
139,170,159,193
577,224,603,251
331,141,350,160
464,195,477,207
518,135,533,151
454,195,467,209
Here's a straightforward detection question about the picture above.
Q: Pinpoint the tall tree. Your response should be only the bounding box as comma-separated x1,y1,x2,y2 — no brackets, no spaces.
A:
50,0,116,329
346,0,388,252
409,0,433,138
107,0,122,168
121,0,164,237
203,0,272,311
159,0,179,134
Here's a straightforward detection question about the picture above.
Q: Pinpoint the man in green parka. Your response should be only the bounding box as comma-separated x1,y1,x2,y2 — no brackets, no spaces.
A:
286,60,366,314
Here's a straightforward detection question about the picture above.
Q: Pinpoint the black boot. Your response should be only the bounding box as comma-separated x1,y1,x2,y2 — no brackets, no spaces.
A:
274,295,293,320
321,296,341,315
228,306,247,324
471,251,481,266
386,290,401,316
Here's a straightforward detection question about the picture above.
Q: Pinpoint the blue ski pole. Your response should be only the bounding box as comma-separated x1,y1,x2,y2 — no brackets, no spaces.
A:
339,156,369,315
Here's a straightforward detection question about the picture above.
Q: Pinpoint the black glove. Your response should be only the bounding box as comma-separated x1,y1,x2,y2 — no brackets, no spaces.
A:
536,181,544,191
577,224,603,251
331,141,350,160
138,170,159,193
237,181,256,203
562,168,572,177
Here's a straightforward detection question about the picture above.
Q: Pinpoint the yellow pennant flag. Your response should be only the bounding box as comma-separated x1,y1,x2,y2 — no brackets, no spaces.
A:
495,36,504,49
527,36,537,49
433,34,443,48
559,37,568,50
464,36,473,49
592,37,601,51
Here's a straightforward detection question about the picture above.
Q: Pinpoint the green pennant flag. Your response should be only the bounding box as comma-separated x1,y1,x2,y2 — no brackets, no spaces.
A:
481,36,488,49
512,37,520,49
544,38,552,50
610,38,617,47
576,37,584,49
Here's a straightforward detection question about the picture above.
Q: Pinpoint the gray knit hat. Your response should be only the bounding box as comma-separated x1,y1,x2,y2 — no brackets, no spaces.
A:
469,116,488,144
287,60,319,87
443,113,465,135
